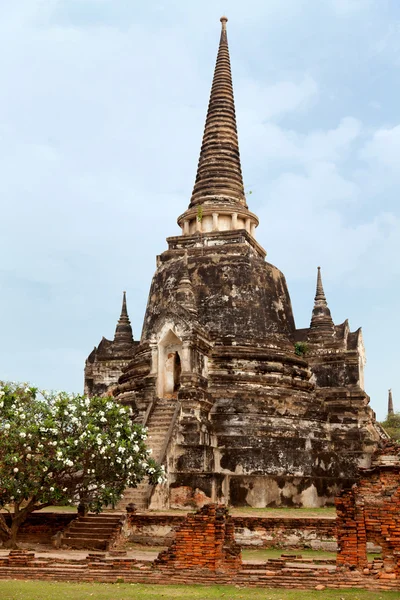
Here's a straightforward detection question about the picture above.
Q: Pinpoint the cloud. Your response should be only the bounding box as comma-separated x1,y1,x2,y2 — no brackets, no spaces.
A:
361,125,400,171
0,0,399,420
329,0,374,15
236,75,318,121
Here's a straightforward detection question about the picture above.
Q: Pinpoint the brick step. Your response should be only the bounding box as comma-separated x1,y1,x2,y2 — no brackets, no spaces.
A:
64,531,117,540
63,538,108,550
148,414,175,421
77,517,122,523
67,528,117,536
62,514,123,550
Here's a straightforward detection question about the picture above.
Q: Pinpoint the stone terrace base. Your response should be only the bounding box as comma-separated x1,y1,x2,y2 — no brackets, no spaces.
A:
0,550,400,591
126,512,336,549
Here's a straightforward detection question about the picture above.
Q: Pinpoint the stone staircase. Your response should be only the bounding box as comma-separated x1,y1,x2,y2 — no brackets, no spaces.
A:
116,398,178,511
62,513,124,550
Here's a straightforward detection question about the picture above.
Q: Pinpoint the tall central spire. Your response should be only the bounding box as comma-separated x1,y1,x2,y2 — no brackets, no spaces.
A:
189,16,246,209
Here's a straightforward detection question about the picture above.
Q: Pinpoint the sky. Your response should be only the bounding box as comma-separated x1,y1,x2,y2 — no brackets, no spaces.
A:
0,0,399,420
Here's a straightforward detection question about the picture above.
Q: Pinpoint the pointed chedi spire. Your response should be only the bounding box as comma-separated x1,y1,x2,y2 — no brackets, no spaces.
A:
309,267,335,338
388,388,394,416
113,291,134,348
189,16,246,209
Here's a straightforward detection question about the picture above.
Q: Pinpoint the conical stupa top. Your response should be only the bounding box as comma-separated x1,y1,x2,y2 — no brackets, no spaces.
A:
189,16,246,209
310,267,335,334
388,388,394,416
114,291,134,347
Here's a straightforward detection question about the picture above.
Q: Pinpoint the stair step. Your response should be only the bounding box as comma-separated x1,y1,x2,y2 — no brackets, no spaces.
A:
78,517,121,523
64,538,108,550
65,532,115,540
68,526,116,534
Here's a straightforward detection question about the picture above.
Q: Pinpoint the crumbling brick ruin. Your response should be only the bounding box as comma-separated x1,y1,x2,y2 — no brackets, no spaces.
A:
155,504,241,572
336,442,400,578
85,16,384,510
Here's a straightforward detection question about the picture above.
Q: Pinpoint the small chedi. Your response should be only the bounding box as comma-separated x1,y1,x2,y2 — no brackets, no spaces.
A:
84,17,383,509
336,441,400,578
85,292,138,397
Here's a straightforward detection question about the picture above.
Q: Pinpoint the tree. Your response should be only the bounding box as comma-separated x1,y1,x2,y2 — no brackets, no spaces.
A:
379,411,400,442
0,382,164,548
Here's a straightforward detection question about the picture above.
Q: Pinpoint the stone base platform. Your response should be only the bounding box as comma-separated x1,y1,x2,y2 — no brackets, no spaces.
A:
0,550,399,591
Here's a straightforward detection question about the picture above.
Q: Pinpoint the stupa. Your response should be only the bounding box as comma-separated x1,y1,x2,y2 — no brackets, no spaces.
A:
85,17,382,508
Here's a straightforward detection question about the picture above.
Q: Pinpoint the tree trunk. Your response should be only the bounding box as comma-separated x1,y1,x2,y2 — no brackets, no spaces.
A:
3,520,20,549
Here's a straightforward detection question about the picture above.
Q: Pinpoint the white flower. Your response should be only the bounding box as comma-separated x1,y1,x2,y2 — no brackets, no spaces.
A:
64,459,74,467
19,432,26,438
63,487,68,492
157,476,164,484
49,487,54,492
13,467,19,473
26,453,32,460
4,423,10,430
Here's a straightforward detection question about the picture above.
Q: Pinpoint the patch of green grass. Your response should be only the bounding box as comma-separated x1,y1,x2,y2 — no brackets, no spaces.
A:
242,547,336,561
0,581,398,600
230,506,336,518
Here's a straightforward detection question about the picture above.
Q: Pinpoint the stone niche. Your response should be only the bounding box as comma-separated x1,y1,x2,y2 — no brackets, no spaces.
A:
336,442,400,578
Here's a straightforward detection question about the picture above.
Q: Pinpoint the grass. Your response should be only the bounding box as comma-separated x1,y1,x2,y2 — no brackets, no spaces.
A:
230,506,336,518
125,544,382,563
241,547,336,561
1,581,399,600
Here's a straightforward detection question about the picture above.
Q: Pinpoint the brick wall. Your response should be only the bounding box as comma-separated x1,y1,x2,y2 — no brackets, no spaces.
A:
2,513,76,545
336,443,400,578
154,504,242,572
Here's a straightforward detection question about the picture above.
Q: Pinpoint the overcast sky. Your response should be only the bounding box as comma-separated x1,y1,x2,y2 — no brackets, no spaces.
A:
1,0,399,420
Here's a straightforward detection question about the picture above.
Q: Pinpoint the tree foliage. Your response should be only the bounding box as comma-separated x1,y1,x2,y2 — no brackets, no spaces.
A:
379,411,400,442
0,382,164,547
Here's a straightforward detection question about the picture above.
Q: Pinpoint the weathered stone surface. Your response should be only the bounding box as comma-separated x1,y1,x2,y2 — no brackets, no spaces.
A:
86,17,383,508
